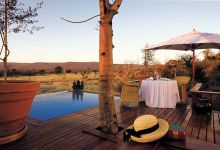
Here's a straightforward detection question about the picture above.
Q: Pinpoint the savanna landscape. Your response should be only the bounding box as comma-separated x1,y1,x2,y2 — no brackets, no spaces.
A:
1,0,220,149
1,50,219,95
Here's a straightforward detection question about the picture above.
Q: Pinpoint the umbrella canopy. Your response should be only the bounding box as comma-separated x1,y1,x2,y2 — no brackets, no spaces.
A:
145,29,220,82
147,30,220,50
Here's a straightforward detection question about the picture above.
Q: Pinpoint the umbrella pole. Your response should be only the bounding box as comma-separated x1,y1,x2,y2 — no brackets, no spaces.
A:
192,49,195,83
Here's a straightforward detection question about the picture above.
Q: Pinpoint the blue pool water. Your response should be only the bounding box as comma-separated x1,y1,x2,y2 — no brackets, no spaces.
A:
29,92,119,121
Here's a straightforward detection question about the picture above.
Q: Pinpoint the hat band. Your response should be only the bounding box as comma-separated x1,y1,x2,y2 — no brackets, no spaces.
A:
123,123,159,143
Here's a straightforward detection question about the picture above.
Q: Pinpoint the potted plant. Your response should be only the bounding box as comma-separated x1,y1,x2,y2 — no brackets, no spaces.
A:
0,0,43,144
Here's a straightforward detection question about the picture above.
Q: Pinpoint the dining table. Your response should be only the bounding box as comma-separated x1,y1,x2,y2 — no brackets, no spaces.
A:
140,77,180,108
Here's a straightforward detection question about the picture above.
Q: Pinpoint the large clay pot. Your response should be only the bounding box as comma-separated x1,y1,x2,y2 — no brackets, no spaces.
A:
0,80,40,144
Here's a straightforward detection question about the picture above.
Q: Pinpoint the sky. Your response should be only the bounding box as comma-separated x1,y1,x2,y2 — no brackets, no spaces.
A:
5,0,220,64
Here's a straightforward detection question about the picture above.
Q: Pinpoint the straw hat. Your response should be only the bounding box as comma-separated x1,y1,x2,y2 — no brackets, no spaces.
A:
123,115,169,143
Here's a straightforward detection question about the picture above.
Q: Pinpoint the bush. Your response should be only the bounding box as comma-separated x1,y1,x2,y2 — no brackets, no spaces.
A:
66,69,72,73
54,66,63,74
38,69,46,75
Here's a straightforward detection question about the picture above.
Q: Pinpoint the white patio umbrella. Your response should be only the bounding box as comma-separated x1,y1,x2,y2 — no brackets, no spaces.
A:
145,29,220,82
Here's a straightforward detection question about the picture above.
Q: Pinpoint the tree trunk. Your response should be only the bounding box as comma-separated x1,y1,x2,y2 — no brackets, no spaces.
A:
98,0,122,134
192,49,195,83
3,0,8,81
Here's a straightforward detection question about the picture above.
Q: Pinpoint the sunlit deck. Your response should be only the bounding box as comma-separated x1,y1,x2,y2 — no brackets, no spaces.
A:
1,99,220,150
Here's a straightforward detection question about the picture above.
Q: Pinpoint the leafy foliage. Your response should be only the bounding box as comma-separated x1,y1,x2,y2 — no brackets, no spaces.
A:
0,0,43,34
198,51,220,90
0,0,43,79
142,43,155,66
177,54,192,68
142,48,155,66
161,54,192,79
54,66,63,74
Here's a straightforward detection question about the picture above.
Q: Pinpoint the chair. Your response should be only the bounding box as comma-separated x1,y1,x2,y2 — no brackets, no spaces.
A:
190,83,203,107
175,76,191,103
118,78,140,107
190,83,220,113
195,98,212,114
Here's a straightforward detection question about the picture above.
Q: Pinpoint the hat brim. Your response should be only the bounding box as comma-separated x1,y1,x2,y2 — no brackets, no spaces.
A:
128,119,169,143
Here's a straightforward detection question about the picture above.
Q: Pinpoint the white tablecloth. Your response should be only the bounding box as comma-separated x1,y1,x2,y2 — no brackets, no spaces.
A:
140,78,180,108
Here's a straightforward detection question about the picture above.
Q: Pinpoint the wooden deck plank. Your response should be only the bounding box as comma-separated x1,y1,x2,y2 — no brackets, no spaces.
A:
0,98,220,150
166,108,181,123
169,105,188,125
162,137,220,150
85,140,114,150
175,106,191,125
161,108,175,121
185,111,196,137
182,109,192,129
45,121,100,149
3,113,99,150
207,112,214,143
198,114,208,141
155,108,168,118
213,112,220,144
44,127,102,150
34,120,97,149
157,108,171,118
191,114,203,139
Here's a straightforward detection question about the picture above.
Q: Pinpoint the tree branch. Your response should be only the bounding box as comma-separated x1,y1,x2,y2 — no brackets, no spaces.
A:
0,45,3,56
94,23,100,31
6,46,10,57
0,29,10,58
61,14,100,24
111,0,122,11
0,30,4,43
0,30,4,56
104,0,111,10
99,0,105,14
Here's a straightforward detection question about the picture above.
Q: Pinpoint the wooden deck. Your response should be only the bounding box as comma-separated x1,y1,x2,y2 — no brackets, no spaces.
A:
1,99,220,150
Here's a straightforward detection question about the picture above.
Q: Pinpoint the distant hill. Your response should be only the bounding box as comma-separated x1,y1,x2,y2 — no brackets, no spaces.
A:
0,62,99,73
0,62,143,73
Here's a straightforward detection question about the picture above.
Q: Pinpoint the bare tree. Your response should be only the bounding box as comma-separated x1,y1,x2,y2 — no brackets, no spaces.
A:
62,0,122,134
99,0,122,134
0,0,43,81
142,43,155,66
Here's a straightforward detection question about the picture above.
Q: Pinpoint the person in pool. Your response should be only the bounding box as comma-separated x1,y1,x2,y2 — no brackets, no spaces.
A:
72,80,84,91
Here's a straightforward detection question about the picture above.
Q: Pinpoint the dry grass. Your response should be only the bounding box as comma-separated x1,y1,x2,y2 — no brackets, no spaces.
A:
0,73,100,95
0,67,152,96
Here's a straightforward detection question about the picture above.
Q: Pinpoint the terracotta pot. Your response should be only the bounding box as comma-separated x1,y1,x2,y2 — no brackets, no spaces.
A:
0,80,40,144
